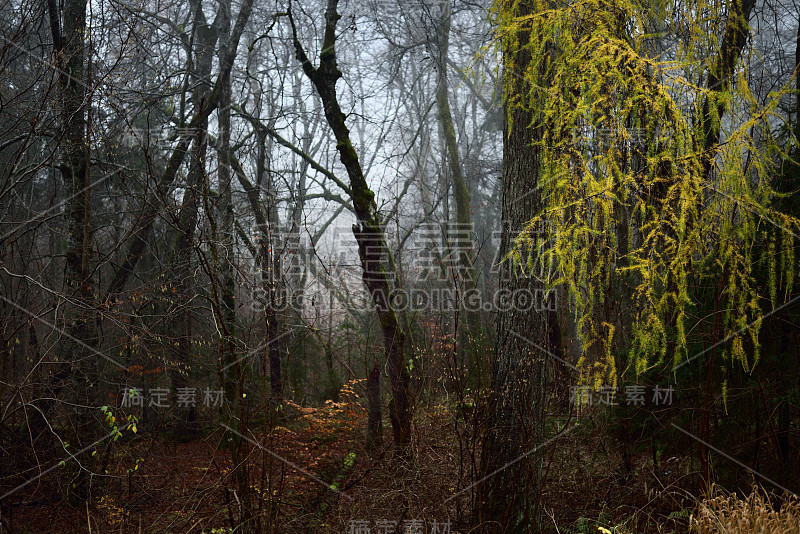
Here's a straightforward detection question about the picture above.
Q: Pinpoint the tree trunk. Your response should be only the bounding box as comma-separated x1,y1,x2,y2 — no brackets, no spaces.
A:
215,0,238,421
475,0,549,530
168,0,220,441
697,0,756,180
50,0,101,504
366,363,383,450
104,0,255,298
260,133,286,407
434,0,483,386
290,0,411,455
696,0,755,488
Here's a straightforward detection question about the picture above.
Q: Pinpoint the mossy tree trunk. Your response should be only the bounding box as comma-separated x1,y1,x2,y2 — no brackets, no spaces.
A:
695,0,755,487
433,0,483,387
289,0,411,455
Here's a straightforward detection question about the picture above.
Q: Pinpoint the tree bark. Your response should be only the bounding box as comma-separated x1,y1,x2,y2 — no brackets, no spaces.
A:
434,0,483,386
697,0,756,180
290,0,412,455
696,0,755,488
366,363,383,450
49,0,101,503
476,0,550,530
167,0,221,441
217,29,237,403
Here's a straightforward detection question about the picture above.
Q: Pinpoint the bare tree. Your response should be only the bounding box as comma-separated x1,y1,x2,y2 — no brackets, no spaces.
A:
288,0,413,455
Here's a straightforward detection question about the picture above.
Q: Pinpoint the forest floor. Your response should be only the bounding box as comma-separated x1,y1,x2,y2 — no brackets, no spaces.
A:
5,391,695,534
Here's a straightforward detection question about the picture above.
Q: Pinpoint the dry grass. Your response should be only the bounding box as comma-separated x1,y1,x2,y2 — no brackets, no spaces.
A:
690,486,800,533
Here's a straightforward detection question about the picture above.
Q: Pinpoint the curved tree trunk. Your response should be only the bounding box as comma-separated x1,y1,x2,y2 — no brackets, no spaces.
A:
290,0,412,455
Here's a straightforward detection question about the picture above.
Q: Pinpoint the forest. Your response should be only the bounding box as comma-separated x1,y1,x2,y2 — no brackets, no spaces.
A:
1,0,800,532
